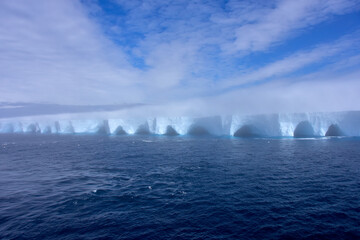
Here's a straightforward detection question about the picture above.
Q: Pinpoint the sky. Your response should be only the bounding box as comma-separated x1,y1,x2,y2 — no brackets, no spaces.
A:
0,0,360,116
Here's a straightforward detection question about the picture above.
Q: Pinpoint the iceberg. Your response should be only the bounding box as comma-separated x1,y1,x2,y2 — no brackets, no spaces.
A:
1,111,360,137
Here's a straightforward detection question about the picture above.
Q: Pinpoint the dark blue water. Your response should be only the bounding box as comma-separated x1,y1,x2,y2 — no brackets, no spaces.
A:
1,135,359,240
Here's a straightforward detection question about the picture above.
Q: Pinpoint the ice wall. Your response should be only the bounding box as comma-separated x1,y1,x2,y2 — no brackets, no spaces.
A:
1,111,359,137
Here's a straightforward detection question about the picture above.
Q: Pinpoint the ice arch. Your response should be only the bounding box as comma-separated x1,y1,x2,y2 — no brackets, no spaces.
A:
233,124,262,138
325,124,344,137
96,120,110,135
114,126,127,135
164,126,179,136
135,123,150,135
187,125,210,136
26,123,40,133
293,121,315,138
54,121,60,133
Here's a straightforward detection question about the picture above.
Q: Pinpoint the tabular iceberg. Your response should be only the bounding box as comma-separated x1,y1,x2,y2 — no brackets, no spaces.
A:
1,111,359,137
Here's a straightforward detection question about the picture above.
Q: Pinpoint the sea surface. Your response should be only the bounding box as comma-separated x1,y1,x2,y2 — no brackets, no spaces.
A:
0,134,359,240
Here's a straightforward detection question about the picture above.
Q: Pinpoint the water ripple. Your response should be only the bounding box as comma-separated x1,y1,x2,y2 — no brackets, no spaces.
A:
0,135,359,239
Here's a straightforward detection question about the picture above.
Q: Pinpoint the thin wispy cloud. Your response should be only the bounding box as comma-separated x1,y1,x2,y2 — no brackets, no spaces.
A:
220,31,360,89
0,0,359,115
230,0,359,52
0,0,142,104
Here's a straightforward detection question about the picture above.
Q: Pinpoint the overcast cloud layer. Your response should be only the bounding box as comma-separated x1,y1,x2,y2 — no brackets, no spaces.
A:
1,0,360,116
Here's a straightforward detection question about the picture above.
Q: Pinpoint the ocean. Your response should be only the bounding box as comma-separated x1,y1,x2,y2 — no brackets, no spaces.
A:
1,134,359,239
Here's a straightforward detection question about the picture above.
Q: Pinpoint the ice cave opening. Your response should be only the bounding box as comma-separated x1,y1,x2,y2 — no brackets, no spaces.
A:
233,124,262,138
325,124,344,137
293,121,315,138
164,126,179,136
187,125,210,136
135,123,150,135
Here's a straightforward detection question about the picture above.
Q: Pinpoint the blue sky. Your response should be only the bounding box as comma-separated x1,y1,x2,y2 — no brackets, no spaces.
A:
1,0,360,115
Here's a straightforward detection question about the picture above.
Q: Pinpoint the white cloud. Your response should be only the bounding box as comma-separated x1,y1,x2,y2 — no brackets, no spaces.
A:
230,0,359,52
0,0,143,104
201,70,360,116
219,31,360,88
0,0,359,115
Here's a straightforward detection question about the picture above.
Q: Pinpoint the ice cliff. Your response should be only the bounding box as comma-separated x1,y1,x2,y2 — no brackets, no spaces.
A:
1,111,359,137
